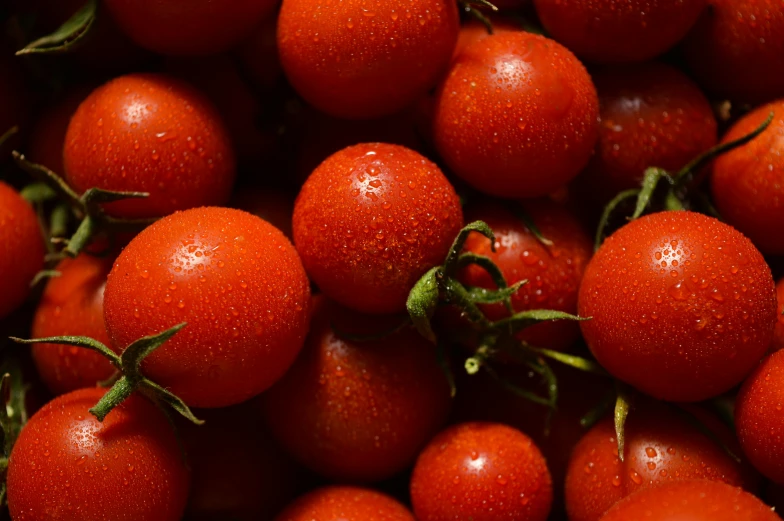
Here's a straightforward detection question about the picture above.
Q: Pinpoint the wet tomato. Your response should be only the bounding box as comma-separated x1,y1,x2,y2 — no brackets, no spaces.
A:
275,486,415,521
103,206,311,408
452,18,520,59
773,277,784,353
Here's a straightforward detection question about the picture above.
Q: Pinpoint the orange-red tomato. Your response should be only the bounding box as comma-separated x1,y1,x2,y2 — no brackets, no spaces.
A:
7,388,189,521
63,74,236,219
579,211,776,402
275,487,415,521
452,18,520,59
103,207,311,408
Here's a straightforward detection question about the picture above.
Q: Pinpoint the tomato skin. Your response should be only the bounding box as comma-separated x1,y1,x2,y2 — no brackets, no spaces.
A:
599,480,779,521
262,296,452,482
0,182,44,320
452,19,520,59
7,388,189,521
578,211,776,402
459,199,593,350
434,32,598,199
711,102,784,256
410,422,552,521
103,207,311,408
275,486,415,521
293,143,463,315
683,0,784,104
277,0,459,119
773,277,784,353
32,255,116,396
533,0,706,63
63,74,236,219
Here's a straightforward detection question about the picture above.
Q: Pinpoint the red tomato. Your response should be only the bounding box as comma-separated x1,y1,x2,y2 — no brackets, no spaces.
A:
103,207,311,408
434,32,598,199
459,199,593,350
0,182,44,319
565,401,757,521
31,254,116,396
411,422,552,521
773,277,784,353
293,143,463,314
533,0,706,63
275,487,415,521
683,0,784,103
452,18,520,59
579,211,776,402
262,296,452,482
598,480,779,521
277,0,459,119
63,74,236,219
7,388,189,521
103,0,277,56
711,101,784,256
231,187,295,240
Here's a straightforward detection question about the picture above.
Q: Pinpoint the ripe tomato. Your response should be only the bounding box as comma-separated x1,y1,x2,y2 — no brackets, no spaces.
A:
598,480,779,521
261,296,452,482
711,101,784,256
276,487,415,521
231,187,295,240
579,211,776,402
7,388,189,521
63,74,236,219
293,143,463,314
0,182,44,319
683,0,784,103
103,206,311,408
533,0,706,63
452,18,520,59
31,254,116,396
410,422,552,521
434,32,598,199
773,277,784,353
565,401,757,521
277,0,459,119
103,0,277,56
459,199,592,350
28,87,92,175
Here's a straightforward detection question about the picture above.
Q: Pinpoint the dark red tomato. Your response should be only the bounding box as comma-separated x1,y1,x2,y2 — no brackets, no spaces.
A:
683,0,784,103
277,0,459,119
293,143,463,314
261,296,452,482
735,349,784,485
711,101,784,256
599,480,779,521
7,387,189,521
533,0,706,63
103,207,311,408
104,0,277,56
411,422,552,521
565,401,757,521
0,182,44,319
459,199,593,350
31,254,116,396
63,74,236,219
578,62,717,202
276,487,415,521
238,16,284,93
452,18,520,59
773,277,784,353
579,211,776,402
434,32,598,199
231,187,295,240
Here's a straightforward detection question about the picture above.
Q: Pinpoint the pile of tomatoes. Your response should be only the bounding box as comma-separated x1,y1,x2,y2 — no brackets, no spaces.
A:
1,0,784,519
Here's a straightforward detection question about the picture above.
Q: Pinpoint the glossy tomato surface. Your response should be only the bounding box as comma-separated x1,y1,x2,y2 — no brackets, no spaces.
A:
275,487,415,521
774,277,784,353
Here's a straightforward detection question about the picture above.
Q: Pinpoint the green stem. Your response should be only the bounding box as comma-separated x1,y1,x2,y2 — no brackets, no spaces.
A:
64,214,98,257
89,376,135,422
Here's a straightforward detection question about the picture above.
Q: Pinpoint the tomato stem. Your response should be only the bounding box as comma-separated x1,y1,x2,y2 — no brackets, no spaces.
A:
613,383,634,462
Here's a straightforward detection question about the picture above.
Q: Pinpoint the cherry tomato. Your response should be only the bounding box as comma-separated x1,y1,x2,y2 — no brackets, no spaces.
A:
7,387,189,521
103,0,277,56
579,211,776,402
773,277,784,353
0,182,44,320
410,422,552,521
459,199,593,350
711,101,784,256
683,0,784,103
31,254,116,396
262,296,452,482
103,206,311,408
231,187,295,240
598,480,779,521
277,0,459,119
293,143,463,314
434,32,598,199
276,486,415,521
63,74,236,219
452,18,520,59
533,0,706,63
